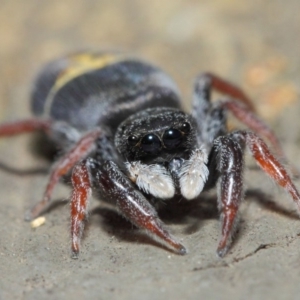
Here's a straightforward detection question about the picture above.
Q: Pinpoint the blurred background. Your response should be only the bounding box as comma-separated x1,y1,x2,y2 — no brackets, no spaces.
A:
0,0,299,121
1,1,300,299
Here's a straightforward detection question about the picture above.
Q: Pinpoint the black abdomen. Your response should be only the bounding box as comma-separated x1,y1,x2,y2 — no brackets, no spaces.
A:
31,52,181,132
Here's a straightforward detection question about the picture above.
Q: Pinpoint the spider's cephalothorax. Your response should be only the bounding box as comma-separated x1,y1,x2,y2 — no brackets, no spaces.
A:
0,51,299,258
115,107,204,200
115,107,197,163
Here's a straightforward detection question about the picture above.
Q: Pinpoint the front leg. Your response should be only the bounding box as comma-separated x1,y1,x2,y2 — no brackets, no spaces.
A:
212,135,245,257
70,158,186,257
212,130,300,257
90,160,187,255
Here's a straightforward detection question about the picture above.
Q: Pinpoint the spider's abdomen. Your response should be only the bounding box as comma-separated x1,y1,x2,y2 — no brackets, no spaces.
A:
31,52,181,132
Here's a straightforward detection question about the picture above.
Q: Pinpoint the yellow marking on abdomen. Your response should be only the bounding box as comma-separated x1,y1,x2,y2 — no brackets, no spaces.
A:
43,52,125,116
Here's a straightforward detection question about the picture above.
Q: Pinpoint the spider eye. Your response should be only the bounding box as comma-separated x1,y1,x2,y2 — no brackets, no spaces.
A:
141,134,161,154
180,122,191,133
163,128,183,149
128,135,138,146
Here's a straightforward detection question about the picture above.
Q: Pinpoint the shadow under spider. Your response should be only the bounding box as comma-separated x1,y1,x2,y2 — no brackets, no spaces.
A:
0,161,49,176
245,189,299,220
87,188,299,253
0,134,56,176
90,206,179,254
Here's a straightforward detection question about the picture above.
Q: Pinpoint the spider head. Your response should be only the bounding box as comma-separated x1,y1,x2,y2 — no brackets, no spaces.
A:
115,107,208,201
115,107,197,164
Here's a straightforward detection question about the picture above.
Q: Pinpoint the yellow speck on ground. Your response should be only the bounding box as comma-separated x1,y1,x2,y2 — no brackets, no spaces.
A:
30,216,46,228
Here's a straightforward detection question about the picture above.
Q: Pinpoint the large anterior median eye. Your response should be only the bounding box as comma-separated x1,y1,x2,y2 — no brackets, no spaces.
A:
163,128,183,149
141,134,161,153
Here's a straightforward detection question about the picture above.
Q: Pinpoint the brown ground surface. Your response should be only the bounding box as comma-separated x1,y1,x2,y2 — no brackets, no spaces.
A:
0,1,300,299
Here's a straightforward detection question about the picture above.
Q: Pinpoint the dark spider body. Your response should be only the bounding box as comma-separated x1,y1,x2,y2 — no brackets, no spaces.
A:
1,51,299,258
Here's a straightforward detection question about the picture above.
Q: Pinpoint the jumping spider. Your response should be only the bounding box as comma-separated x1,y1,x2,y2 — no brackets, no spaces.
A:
0,52,299,258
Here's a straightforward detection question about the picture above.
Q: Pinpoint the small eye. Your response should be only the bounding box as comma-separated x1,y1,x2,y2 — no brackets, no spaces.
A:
163,128,183,149
128,135,138,146
141,134,161,153
180,122,191,133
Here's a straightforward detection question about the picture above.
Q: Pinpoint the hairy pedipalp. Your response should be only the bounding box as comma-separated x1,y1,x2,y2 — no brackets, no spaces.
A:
126,161,175,199
179,148,209,200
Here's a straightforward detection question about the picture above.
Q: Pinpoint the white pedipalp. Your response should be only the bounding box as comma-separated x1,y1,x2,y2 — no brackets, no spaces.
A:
179,148,209,200
125,161,175,199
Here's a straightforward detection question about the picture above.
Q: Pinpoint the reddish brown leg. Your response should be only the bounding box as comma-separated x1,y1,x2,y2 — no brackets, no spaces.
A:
197,73,287,160
213,130,300,257
70,160,92,258
25,128,102,220
212,135,244,257
222,100,285,159
240,131,300,209
90,160,187,255
0,119,51,136
204,72,256,111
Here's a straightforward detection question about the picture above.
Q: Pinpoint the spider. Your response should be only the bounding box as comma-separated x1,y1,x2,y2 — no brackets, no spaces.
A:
0,51,299,258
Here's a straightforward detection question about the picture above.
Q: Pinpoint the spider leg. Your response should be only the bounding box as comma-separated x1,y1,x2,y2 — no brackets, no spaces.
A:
0,118,51,136
25,128,102,220
211,134,244,257
214,130,300,257
222,100,285,159
237,131,300,207
195,73,255,112
192,75,227,148
193,73,290,167
70,160,93,258
89,160,187,255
